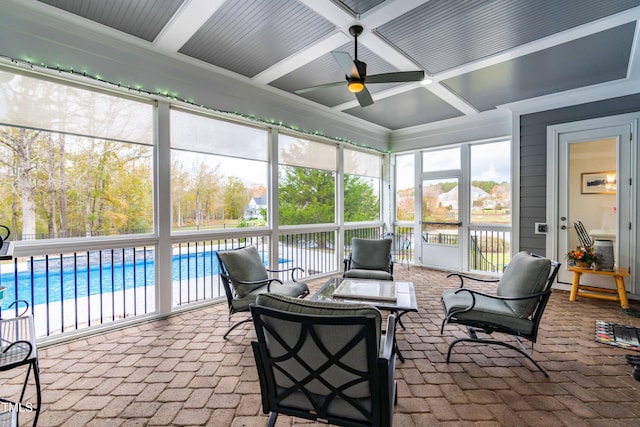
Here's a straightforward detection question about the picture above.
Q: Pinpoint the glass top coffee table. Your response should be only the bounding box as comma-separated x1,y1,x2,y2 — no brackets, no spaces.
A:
311,278,418,361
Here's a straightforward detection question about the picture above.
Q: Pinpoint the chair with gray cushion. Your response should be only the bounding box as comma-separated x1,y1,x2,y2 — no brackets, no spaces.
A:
441,252,560,376
216,246,309,339
250,293,396,427
343,238,394,281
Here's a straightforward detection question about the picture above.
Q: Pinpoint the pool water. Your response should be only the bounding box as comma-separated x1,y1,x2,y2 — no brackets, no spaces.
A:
0,250,288,309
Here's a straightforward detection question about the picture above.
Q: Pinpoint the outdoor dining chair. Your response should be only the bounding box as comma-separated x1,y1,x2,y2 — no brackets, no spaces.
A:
216,246,309,339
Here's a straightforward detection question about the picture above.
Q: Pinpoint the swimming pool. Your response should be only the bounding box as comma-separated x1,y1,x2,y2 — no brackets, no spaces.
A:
0,250,289,309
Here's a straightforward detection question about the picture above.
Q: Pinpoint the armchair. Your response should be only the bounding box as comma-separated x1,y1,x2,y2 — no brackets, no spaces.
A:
250,293,396,427
344,238,394,281
441,252,560,376
216,246,309,339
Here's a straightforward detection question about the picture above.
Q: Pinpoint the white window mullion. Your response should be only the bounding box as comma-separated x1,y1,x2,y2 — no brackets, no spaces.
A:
156,101,173,315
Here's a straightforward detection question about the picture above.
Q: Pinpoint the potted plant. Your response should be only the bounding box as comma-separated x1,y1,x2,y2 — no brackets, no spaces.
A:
566,246,598,269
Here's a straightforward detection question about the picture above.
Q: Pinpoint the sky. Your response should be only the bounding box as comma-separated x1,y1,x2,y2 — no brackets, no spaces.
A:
396,140,511,190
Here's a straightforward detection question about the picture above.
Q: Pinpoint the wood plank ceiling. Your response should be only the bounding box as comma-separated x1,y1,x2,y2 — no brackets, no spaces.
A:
35,0,640,131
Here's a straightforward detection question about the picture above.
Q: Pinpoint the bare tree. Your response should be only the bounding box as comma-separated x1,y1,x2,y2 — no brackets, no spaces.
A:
0,128,40,238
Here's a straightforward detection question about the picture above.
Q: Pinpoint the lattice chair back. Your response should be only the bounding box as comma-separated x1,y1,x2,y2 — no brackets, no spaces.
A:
250,293,396,427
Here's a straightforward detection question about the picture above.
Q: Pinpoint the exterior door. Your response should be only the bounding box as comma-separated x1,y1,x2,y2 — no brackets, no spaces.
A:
556,123,632,288
420,176,462,270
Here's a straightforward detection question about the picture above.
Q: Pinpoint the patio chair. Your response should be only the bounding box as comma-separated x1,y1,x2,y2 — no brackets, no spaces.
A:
216,246,309,339
343,237,394,281
440,252,560,376
250,293,397,427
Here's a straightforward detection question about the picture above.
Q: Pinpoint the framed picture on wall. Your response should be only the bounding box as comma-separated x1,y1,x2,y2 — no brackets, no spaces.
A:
581,171,616,194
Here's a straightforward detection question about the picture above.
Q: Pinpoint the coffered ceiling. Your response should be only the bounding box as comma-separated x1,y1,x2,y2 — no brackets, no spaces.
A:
27,0,640,131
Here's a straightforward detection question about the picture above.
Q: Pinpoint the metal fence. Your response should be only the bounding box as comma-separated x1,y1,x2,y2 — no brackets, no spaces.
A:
0,224,406,340
0,225,509,340
0,246,155,338
469,228,511,272
172,236,270,307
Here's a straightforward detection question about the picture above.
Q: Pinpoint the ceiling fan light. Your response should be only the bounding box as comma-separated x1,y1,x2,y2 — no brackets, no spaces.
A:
348,81,364,93
421,78,433,85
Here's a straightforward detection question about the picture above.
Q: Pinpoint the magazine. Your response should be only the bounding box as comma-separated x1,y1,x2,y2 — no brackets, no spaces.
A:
614,325,640,346
332,279,397,302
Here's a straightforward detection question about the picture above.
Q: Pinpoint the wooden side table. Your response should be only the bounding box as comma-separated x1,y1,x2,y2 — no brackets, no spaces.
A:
568,266,630,309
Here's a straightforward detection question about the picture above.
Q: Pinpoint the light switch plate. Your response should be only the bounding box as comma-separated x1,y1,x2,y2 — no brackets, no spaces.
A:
535,223,548,234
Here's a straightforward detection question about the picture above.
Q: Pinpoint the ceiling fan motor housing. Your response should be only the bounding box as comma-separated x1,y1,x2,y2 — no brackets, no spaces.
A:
349,25,364,38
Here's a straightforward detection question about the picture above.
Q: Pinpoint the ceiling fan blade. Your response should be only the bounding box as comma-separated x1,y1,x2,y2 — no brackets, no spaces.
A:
295,81,345,94
331,51,359,78
365,70,425,84
355,86,374,107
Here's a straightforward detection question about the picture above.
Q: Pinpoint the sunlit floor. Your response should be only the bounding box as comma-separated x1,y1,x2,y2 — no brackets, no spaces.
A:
3,266,640,426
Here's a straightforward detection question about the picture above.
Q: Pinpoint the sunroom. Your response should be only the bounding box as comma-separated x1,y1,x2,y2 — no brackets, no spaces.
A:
1,0,640,425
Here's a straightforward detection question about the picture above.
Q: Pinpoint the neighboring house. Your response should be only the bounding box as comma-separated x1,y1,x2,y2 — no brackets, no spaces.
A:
438,185,490,210
243,195,267,220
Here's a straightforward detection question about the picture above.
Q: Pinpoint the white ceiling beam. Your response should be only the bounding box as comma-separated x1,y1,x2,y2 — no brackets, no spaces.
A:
415,6,640,116
296,0,353,28
361,0,431,29
359,32,421,71
330,81,478,115
330,82,422,111
425,84,478,115
626,18,640,79
435,6,640,81
154,0,228,52
331,98,359,111
500,77,640,116
253,31,350,84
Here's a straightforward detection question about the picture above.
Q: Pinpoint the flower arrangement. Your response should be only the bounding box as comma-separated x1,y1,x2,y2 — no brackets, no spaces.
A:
566,246,598,268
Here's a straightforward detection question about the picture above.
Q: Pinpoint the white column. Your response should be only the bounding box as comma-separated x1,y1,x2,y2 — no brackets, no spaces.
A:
156,102,173,315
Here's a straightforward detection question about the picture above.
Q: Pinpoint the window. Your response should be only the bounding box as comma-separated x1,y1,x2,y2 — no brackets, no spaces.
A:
170,108,269,230
344,148,381,222
395,154,415,221
0,69,154,240
470,140,511,224
422,147,460,172
278,135,336,225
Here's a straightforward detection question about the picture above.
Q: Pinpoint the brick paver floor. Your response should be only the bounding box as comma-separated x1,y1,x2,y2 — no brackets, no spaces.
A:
3,266,640,426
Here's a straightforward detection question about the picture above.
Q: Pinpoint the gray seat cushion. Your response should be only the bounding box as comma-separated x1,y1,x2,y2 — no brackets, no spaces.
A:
350,238,392,271
497,252,551,318
343,269,393,281
441,289,535,335
231,280,309,311
217,246,269,297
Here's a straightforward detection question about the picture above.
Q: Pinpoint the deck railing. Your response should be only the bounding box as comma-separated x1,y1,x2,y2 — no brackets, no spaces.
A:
389,226,414,266
0,223,507,340
469,227,511,272
392,223,509,273
278,230,337,277
172,236,269,307
0,246,156,338
0,225,387,339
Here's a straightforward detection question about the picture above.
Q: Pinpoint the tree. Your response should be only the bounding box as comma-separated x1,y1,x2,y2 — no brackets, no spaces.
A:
277,168,380,225
190,159,222,227
171,160,190,228
344,175,379,222
0,128,41,238
223,177,249,220
396,187,414,221
278,166,335,225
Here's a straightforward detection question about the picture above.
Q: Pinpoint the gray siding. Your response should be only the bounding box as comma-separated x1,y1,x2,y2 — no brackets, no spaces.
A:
519,94,640,255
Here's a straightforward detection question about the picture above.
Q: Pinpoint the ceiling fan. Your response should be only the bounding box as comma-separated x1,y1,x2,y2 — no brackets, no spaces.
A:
295,25,425,107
